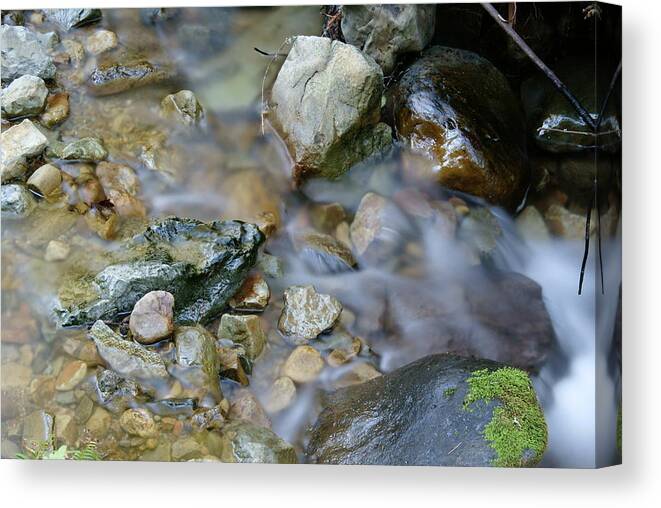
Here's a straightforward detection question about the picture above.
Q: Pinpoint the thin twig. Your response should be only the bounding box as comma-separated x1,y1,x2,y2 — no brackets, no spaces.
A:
596,61,622,128
481,3,597,131
578,190,594,295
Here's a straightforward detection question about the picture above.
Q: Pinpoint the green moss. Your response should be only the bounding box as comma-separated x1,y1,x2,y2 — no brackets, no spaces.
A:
443,387,457,398
464,367,547,467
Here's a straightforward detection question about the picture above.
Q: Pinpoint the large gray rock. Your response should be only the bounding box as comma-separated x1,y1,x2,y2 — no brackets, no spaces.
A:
1,75,48,118
1,119,49,182
0,25,56,83
217,421,297,464
307,354,547,467
1,184,36,218
341,4,436,74
89,320,169,381
54,217,264,327
392,46,528,210
271,36,391,185
43,9,102,31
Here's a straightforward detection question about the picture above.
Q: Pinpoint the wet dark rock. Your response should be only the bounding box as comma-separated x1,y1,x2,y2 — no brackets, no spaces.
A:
341,4,436,74
90,321,169,381
384,271,555,371
54,217,264,327
86,59,171,96
522,56,621,153
0,25,56,83
295,231,357,274
43,8,102,31
217,421,297,464
392,46,528,210
306,354,547,466
271,35,392,185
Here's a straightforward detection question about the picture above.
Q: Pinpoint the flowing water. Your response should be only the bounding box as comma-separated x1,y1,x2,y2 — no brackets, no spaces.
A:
1,7,621,466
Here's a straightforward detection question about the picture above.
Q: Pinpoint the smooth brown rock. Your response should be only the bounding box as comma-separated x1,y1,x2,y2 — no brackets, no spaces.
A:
55,360,88,391
281,345,324,383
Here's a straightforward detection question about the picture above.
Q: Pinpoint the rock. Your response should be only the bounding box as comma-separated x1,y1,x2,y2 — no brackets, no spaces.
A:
278,285,342,343
217,342,249,385
218,314,266,360
119,408,157,437
516,206,551,242
1,363,32,420
62,40,85,66
350,192,409,262
229,390,271,428
161,90,204,126
522,56,621,153
38,92,69,128
1,75,48,117
457,207,503,260
43,9,102,31
307,354,547,466
1,119,49,182
53,410,79,445
54,218,264,327
295,231,357,274
145,398,197,417
191,405,226,431
84,406,112,438
171,436,204,461
257,253,283,278
2,11,24,26
1,184,36,218
310,202,346,233
263,376,296,413
27,163,62,197
139,441,172,461
22,410,54,451
86,59,171,96
59,137,108,161
85,29,118,55
334,362,382,388
229,273,270,312
95,161,145,218
281,345,324,384
89,320,169,381
55,360,88,391
129,291,174,344
45,240,70,261
271,35,391,184
173,325,221,399
341,4,435,74
217,421,297,463
392,46,528,209
95,369,142,413
544,204,595,240
385,271,555,371
0,25,56,82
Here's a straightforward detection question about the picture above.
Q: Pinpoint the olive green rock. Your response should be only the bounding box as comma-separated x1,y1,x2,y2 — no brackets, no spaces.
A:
54,217,264,326
217,421,297,464
392,46,528,210
306,354,547,467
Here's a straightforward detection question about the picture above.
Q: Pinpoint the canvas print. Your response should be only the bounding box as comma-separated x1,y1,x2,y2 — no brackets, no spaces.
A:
0,3,621,467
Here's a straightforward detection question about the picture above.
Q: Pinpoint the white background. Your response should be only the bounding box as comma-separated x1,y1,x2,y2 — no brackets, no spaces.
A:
1,0,659,506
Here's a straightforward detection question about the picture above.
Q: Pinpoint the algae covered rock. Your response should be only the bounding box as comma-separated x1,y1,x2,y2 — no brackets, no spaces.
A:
54,217,264,327
392,46,528,209
271,35,391,185
306,354,547,467
341,4,436,74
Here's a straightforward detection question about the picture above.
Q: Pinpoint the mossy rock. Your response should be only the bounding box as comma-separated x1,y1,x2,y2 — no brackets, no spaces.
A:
306,354,547,466
54,217,264,326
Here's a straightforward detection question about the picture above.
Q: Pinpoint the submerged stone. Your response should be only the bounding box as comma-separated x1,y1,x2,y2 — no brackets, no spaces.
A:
295,231,357,274
89,320,169,381
217,421,297,464
392,46,528,209
306,354,547,467
161,90,204,126
87,59,171,96
173,325,221,399
59,137,108,161
54,217,264,327
278,285,342,343
1,184,36,218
